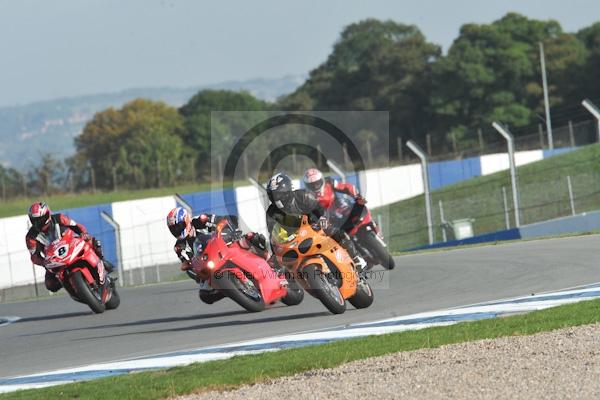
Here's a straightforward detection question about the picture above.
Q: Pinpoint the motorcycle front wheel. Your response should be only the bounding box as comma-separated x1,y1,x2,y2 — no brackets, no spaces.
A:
70,271,106,314
215,270,266,312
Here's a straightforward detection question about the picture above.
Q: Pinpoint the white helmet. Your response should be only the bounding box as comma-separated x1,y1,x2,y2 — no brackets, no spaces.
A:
303,168,324,192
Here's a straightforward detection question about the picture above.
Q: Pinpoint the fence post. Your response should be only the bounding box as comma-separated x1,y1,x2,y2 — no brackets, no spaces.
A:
539,42,554,150
140,245,146,285
407,140,434,245
538,124,545,149
112,166,118,192
568,120,576,147
439,200,447,242
493,122,521,228
366,139,373,167
426,134,432,156
327,160,346,183
477,129,485,153
397,137,403,162
567,175,576,216
502,186,510,230
31,261,39,298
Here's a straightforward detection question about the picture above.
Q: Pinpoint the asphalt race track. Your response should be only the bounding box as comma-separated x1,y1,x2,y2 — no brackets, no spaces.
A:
1,234,599,379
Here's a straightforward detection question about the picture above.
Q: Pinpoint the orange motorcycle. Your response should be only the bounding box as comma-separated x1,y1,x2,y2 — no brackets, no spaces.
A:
271,215,374,314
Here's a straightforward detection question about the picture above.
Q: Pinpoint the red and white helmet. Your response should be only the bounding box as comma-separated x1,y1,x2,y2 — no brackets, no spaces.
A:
303,168,324,193
28,202,52,231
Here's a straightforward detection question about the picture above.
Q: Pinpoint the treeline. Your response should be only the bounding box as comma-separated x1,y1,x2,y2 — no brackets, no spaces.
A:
5,13,600,195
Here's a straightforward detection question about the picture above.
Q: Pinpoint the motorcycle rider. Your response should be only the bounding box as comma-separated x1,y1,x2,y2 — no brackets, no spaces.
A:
25,201,113,293
302,168,366,210
166,207,268,304
266,173,367,271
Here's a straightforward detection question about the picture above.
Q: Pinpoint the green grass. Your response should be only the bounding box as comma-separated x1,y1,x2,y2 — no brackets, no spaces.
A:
384,144,600,250
3,298,600,400
0,183,215,218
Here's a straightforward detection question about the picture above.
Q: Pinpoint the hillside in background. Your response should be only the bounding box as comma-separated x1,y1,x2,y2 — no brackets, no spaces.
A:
0,75,303,170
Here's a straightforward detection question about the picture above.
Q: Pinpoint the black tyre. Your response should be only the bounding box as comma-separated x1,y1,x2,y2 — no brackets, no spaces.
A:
214,270,265,312
361,231,395,270
348,279,374,309
71,271,105,314
105,287,120,310
281,276,304,306
303,265,346,314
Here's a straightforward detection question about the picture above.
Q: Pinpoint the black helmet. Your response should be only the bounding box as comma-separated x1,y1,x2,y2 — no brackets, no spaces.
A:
266,173,294,211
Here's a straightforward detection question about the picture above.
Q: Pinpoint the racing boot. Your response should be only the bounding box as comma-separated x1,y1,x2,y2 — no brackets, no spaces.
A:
198,280,225,304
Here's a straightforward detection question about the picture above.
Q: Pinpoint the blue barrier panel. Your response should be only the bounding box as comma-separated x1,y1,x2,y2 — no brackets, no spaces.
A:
180,189,238,217
428,157,482,190
542,147,576,158
407,228,521,252
57,204,117,267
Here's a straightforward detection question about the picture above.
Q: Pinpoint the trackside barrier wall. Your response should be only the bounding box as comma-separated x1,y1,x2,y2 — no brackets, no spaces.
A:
0,216,35,289
57,204,117,268
408,229,522,251
0,147,576,290
409,210,600,252
428,157,481,190
111,197,178,271
359,164,424,208
519,210,600,238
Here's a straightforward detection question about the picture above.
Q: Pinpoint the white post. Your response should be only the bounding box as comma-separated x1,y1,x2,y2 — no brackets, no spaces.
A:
502,186,510,230
100,211,124,287
581,99,600,142
439,200,447,242
539,42,553,150
567,175,576,216
173,193,192,215
407,140,434,245
493,122,521,228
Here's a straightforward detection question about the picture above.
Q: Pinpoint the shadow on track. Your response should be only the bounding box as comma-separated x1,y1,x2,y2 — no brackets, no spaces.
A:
75,311,331,340
18,311,91,323
23,309,250,336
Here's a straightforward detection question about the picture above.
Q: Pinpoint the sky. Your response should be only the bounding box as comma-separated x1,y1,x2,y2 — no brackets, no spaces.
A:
0,0,599,107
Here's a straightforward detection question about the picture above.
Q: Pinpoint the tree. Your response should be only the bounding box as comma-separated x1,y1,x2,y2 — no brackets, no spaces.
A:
280,19,441,156
576,22,600,101
179,90,272,177
28,153,64,196
430,13,587,147
74,99,187,189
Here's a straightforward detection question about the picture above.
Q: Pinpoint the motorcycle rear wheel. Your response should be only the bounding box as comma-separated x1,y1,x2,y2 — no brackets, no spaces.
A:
304,265,346,314
215,270,265,312
105,285,120,310
71,271,105,314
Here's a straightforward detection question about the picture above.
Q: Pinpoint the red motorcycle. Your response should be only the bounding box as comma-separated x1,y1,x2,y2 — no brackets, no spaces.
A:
329,192,395,270
43,226,120,314
191,219,304,312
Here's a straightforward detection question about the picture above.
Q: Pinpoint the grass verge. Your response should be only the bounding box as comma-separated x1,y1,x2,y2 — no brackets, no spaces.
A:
3,298,600,400
385,144,600,250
